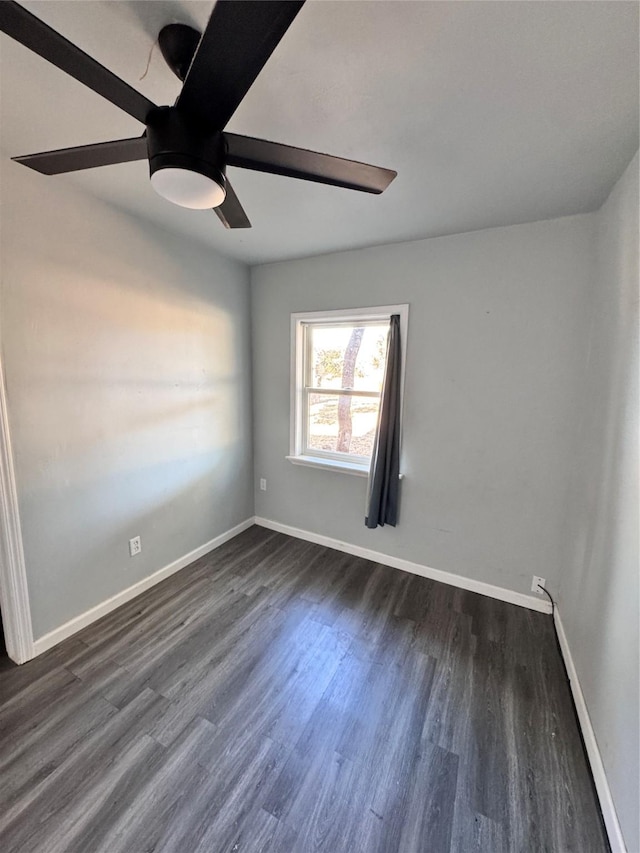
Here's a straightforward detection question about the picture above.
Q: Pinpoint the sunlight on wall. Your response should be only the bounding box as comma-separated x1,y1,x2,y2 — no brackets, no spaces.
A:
1,166,252,637
14,264,238,477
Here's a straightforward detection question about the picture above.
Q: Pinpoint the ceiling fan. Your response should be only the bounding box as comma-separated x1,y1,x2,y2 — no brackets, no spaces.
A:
0,0,397,229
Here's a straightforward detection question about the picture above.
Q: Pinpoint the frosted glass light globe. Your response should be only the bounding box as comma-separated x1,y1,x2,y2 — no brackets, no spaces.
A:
151,167,226,209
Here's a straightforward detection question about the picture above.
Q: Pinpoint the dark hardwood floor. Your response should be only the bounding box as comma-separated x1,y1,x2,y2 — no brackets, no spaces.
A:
0,526,608,852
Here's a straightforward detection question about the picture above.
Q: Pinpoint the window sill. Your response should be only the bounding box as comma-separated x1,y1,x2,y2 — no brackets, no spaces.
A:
286,455,370,477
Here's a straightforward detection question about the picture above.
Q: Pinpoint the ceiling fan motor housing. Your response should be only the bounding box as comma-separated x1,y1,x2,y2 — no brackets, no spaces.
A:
146,106,226,207
1,0,394,226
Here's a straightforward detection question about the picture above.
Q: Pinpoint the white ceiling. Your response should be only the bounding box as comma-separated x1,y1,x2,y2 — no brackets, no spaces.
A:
1,0,638,265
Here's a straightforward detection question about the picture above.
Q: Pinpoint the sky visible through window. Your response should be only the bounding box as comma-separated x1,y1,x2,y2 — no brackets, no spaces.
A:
307,323,388,459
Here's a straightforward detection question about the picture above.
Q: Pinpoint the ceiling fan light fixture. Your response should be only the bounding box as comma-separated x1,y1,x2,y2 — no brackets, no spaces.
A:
151,165,226,209
2,2,396,231
146,107,227,210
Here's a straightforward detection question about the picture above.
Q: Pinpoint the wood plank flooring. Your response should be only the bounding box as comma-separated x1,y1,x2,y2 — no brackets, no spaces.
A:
0,526,608,852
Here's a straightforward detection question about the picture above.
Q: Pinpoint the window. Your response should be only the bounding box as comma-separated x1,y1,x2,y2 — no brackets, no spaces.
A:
288,305,408,475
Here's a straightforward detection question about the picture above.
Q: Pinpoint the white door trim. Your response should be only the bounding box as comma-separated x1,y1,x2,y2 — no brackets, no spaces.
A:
0,356,34,664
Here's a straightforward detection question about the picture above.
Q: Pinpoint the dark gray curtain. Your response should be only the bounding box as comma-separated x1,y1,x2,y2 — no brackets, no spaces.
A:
365,314,401,528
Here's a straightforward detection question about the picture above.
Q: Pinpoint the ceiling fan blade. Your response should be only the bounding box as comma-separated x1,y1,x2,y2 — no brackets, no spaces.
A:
0,1,156,124
177,1,305,132
224,133,397,194
214,180,251,229
12,136,148,175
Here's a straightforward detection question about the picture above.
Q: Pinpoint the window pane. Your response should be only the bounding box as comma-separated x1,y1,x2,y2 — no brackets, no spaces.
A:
309,324,388,392
307,393,380,458
354,326,389,392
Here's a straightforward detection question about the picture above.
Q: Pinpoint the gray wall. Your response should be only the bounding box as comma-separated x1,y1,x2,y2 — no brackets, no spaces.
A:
558,152,639,851
2,136,635,846
251,214,596,597
0,163,253,639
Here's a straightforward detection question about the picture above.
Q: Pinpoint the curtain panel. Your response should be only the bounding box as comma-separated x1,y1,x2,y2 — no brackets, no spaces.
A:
365,313,401,528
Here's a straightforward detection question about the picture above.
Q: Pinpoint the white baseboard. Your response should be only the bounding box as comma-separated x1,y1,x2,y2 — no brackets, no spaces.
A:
254,516,552,614
27,513,625,851
254,516,623,849
31,517,254,658
554,609,627,853
26,513,624,851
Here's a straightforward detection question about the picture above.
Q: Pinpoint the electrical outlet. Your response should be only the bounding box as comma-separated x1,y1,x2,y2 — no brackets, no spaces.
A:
259,478,267,491
531,575,546,594
129,536,142,557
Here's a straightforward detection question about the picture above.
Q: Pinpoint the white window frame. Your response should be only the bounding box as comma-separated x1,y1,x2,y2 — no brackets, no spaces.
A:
288,304,409,476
